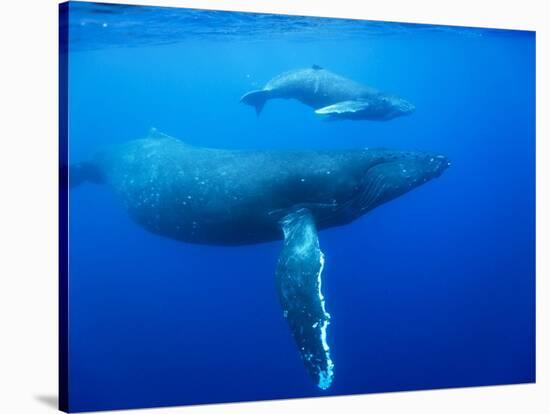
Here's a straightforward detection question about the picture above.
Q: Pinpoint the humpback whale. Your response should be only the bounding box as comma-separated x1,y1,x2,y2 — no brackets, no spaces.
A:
70,130,449,389
241,65,415,121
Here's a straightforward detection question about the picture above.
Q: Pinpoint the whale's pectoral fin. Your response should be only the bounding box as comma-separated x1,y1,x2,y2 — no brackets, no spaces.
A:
276,208,334,390
240,89,270,116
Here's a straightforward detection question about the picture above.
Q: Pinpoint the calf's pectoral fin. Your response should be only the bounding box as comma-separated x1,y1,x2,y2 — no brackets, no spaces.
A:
315,100,369,117
315,100,370,118
276,208,334,390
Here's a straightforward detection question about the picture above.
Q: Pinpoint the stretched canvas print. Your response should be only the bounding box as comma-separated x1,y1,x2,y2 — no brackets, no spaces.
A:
59,1,536,412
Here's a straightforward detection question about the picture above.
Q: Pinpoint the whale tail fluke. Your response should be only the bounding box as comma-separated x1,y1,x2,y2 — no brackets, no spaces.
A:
68,161,103,188
240,89,270,116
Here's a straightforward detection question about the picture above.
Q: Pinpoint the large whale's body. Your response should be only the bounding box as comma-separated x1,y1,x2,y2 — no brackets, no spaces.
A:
241,66,415,121
71,131,449,389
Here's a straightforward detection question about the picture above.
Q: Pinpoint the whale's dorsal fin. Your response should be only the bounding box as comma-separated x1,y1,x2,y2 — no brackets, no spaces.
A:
311,64,324,70
147,127,173,140
276,208,334,390
146,128,193,146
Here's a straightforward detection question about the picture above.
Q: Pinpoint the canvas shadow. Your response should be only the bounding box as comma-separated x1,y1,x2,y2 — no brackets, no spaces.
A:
35,395,58,410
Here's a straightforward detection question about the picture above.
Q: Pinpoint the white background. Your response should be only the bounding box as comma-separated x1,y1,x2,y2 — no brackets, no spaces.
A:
0,0,547,413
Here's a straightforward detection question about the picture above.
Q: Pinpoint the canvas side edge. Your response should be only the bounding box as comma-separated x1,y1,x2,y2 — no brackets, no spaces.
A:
59,2,70,413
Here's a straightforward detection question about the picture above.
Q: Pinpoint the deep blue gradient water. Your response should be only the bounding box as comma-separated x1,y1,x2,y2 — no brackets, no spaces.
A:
64,2,535,412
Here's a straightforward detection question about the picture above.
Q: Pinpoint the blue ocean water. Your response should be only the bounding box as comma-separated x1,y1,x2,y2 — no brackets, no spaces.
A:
64,2,535,412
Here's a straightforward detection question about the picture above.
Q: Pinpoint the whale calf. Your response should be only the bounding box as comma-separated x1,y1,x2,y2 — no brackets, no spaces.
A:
70,130,449,389
241,65,414,121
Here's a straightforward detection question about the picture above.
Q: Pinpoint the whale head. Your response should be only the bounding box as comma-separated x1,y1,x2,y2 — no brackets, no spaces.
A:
309,149,449,226
353,149,449,213
308,148,449,228
380,95,416,120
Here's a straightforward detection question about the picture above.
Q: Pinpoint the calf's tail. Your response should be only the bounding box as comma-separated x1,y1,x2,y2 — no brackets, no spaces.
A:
240,89,271,116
